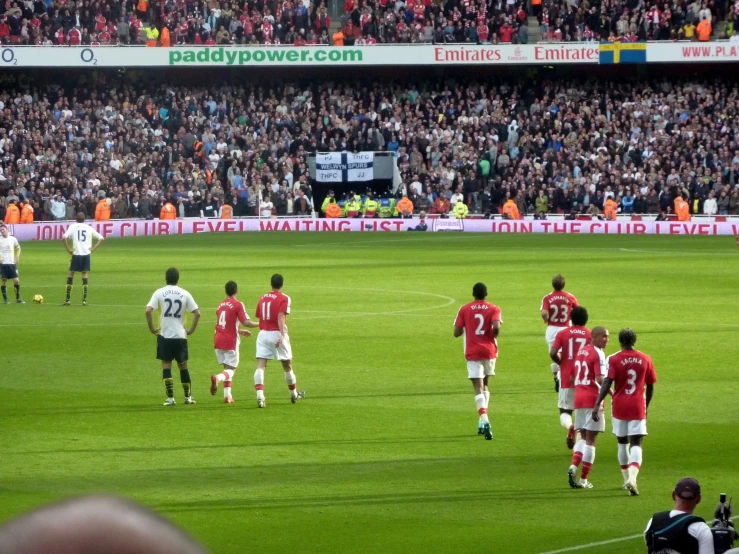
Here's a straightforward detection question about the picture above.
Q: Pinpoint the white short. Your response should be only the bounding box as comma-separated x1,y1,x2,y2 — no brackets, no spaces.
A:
558,387,575,411
215,349,239,368
546,325,565,347
467,359,496,380
612,417,647,437
574,408,605,433
256,330,292,361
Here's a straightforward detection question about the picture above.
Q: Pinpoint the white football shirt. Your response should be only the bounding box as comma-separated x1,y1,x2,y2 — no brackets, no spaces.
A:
0,235,20,265
147,286,199,339
63,223,103,256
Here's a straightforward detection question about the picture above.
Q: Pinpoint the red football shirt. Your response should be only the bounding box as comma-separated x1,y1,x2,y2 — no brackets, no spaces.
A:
540,291,579,327
256,290,291,331
214,298,248,350
551,325,591,389
608,349,657,420
574,344,607,409
454,300,502,361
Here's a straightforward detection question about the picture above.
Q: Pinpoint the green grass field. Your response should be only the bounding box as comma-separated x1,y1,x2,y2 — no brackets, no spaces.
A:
1,232,738,554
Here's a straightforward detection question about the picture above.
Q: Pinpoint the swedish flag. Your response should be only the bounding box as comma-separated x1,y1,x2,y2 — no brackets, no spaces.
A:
599,42,647,64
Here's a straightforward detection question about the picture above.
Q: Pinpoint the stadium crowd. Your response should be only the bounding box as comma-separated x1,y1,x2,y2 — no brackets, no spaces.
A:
0,0,731,45
1,73,739,222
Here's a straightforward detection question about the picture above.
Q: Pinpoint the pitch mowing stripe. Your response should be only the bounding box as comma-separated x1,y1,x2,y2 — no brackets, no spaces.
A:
536,533,643,554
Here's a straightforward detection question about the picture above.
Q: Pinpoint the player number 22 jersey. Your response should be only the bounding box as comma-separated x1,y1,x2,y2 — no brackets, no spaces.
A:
608,349,657,420
147,285,199,340
454,300,502,361
256,291,291,332
573,344,607,409
552,326,592,390
214,299,249,351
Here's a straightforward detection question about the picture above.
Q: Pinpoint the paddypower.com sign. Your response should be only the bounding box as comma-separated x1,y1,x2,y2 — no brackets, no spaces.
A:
168,47,363,65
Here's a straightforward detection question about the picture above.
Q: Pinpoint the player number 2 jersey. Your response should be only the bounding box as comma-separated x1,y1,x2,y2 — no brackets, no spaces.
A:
214,298,249,351
608,349,657,420
573,344,607,409
147,285,199,339
62,223,103,256
454,300,502,361
256,291,291,331
541,291,578,328
552,326,591,390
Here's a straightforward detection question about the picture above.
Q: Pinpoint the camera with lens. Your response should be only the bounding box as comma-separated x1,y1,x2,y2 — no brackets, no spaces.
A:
712,494,738,554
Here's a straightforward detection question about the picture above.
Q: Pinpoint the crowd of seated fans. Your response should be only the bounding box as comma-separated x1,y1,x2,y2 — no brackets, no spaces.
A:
0,0,734,45
1,73,739,223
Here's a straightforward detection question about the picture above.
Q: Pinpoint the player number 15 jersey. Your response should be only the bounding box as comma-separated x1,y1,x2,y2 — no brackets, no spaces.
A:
454,300,502,361
63,223,103,256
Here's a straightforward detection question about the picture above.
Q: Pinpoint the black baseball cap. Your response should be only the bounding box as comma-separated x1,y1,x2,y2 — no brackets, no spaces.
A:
674,478,701,500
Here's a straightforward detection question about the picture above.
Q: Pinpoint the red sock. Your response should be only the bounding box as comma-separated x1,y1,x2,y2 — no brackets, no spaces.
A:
477,408,487,416
628,462,641,470
620,465,629,471
581,462,592,480
571,452,583,467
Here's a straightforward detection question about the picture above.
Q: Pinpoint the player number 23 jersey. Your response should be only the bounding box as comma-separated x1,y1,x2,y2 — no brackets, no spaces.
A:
454,300,502,361
147,285,199,339
541,291,578,328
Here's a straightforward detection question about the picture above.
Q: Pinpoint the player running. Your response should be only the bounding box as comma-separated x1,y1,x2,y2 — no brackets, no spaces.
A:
568,326,609,490
61,213,104,306
254,274,305,407
453,282,502,441
210,281,260,404
145,267,201,406
550,306,591,450
0,224,24,304
592,328,656,496
541,274,579,392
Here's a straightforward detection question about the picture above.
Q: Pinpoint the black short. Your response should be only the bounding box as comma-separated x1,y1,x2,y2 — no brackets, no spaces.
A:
1,264,18,280
69,255,91,273
157,335,189,364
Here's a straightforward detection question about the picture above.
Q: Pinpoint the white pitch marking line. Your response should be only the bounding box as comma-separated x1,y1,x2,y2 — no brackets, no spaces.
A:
536,533,643,554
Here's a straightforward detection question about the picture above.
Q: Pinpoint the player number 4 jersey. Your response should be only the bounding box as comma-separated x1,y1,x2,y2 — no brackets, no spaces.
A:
552,326,592,390
63,223,103,256
256,291,291,331
454,300,502,361
541,291,578,328
608,349,657,420
214,298,249,351
573,344,607,409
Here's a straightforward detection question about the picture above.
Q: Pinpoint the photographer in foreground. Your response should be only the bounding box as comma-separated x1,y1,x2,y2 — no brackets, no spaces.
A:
645,477,714,554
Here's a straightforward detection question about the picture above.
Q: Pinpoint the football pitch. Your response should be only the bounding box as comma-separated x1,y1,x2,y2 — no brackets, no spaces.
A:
1,232,738,553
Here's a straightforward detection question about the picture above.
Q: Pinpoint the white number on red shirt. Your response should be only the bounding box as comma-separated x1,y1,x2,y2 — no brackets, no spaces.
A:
218,310,227,330
624,369,637,394
574,360,591,386
568,337,587,360
261,301,272,321
474,314,486,336
549,304,568,323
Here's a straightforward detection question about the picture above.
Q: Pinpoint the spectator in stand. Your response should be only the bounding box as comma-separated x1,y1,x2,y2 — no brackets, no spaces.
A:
703,191,718,216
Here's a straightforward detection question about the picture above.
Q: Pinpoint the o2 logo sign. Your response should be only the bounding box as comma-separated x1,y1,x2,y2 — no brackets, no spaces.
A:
1,48,17,65
1,47,98,66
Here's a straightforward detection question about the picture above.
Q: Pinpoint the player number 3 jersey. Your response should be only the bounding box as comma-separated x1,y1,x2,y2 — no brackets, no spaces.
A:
147,286,199,339
256,291,291,331
454,300,502,361
214,298,249,350
608,349,657,420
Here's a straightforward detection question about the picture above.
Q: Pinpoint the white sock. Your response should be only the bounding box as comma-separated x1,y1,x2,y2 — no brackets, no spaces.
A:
285,370,297,398
224,382,232,398
583,445,595,464
618,443,630,481
475,394,489,423
483,390,490,408
628,446,643,481
559,412,572,430
551,362,560,375
254,368,265,400
218,369,234,383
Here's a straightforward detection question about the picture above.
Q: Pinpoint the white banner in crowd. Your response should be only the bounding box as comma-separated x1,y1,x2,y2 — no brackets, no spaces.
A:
6,218,739,242
315,152,374,182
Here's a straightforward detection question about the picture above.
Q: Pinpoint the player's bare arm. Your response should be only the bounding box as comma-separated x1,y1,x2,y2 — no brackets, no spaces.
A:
275,312,287,347
90,236,104,253
645,383,654,414
14,243,20,264
591,376,613,421
62,236,73,255
453,325,464,338
239,319,260,337
492,320,501,338
186,309,201,336
549,347,561,366
541,309,549,324
145,306,159,335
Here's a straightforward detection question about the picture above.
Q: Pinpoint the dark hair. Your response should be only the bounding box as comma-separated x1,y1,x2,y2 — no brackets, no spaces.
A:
271,274,284,290
552,274,565,291
619,328,637,349
472,282,487,300
570,306,589,326
225,281,237,296
165,267,180,285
